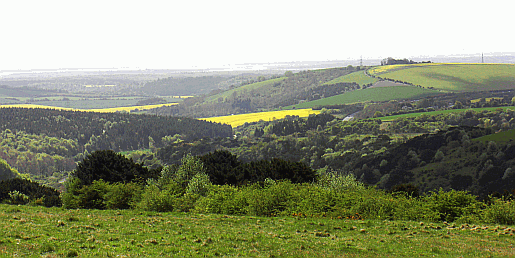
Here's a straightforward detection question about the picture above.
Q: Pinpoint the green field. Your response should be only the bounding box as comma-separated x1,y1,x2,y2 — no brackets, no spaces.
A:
286,86,441,109
1,204,514,257
324,71,378,86
376,107,513,121
473,128,515,143
205,77,287,103
369,63,515,92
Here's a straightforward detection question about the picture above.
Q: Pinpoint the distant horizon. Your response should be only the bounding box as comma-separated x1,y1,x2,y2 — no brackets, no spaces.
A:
1,52,514,78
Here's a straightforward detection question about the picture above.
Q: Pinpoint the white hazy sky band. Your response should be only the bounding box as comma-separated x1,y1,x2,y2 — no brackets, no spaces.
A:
0,0,512,71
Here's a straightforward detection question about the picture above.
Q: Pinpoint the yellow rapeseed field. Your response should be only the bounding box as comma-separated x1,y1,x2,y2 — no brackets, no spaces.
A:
0,103,178,113
201,109,321,127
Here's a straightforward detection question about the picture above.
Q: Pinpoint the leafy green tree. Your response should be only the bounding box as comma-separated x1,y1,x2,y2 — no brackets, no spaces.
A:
71,150,157,186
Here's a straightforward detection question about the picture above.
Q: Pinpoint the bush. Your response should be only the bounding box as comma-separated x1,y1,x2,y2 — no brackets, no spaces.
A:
288,184,335,216
316,171,364,192
194,185,247,215
245,180,294,216
61,177,83,209
7,190,29,205
481,198,515,225
425,188,482,222
63,178,144,210
104,182,143,210
136,183,181,212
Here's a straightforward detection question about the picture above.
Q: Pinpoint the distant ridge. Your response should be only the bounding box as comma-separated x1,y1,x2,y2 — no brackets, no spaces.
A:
2,53,513,79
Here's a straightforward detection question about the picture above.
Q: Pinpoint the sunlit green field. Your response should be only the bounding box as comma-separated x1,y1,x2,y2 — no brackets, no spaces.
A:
1,204,514,257
368,63,515,92
202,109,320,127
205,77,287,103
324,71,378,86
285,86,441,109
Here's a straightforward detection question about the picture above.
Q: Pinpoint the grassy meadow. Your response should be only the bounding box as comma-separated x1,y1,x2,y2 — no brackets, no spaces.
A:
473,128,515,143
324,71,378,86
202,109,321,127
285,86,441,109
1,204,514,257
368,63,515,92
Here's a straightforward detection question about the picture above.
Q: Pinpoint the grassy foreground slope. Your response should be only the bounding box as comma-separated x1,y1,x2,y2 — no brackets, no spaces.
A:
369,63,515,92
202,108,320,127
286,86,441,109
1,204,514,257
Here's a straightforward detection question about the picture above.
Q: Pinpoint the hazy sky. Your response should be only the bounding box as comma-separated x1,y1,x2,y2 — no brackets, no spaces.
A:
1,0,512,71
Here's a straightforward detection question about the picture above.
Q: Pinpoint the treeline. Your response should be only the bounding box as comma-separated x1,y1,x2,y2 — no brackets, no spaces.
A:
0,108,232,176
380,57,431,66
0,108,232,151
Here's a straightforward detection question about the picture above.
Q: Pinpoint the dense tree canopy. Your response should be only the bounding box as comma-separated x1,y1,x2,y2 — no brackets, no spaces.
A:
0,178,61,207
72,150,159,186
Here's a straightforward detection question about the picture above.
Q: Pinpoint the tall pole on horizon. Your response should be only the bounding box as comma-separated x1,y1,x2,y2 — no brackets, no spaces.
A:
482,53,484,63
360,55,363,67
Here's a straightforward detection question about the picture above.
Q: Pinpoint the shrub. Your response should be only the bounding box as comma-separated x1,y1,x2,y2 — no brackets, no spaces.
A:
245,180,294,216
62,177,83,209
425,188,482,222
288,184,335,216
136,183,181,212
104,182,143,210
78,179,110,210
194,184,247,215
481,198,515,225
7,190,29,205
186,172,212,196
316,171,364,192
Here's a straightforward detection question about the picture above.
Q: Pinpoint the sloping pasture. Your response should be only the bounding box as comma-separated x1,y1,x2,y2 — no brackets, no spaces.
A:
369,63,515,92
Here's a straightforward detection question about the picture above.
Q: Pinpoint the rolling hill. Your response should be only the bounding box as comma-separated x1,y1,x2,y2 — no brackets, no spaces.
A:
368,63,515,92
